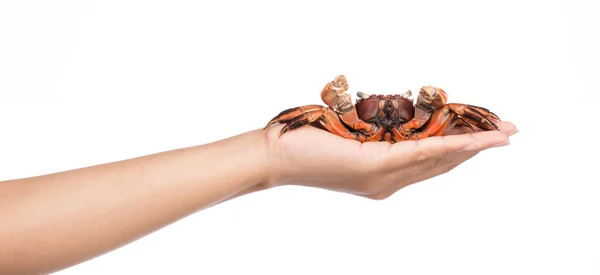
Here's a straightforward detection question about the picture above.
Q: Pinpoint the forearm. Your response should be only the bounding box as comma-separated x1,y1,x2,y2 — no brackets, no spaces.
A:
0,129,272,275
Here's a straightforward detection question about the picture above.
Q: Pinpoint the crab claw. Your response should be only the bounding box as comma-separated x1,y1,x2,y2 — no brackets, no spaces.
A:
420,86,448,108
321,74,353,113
331,75,349,91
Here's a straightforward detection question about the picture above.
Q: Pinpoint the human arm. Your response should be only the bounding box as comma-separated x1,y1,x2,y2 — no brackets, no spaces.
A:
0,121,517,274
0,129,273,275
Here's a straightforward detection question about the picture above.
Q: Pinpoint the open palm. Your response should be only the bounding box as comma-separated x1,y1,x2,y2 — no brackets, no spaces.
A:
267,121,517,199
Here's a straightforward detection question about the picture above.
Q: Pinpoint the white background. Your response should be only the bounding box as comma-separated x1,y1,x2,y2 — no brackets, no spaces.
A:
1,0,599,274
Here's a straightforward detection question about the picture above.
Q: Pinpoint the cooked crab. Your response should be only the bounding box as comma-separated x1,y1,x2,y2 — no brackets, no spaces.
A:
265,75,500,143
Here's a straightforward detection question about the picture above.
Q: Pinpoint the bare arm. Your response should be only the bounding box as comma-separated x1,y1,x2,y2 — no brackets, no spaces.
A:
0,129,273,275
0,121,517,275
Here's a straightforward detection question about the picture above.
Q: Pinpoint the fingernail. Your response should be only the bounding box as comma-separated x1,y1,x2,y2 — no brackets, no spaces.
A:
508,129,520,136
459,143,481,152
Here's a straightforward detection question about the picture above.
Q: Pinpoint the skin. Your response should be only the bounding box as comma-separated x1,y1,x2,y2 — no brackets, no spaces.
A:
0,121,518,275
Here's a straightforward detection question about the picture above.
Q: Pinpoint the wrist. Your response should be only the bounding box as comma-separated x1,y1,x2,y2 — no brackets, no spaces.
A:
259,125,286,189
212,128,281,202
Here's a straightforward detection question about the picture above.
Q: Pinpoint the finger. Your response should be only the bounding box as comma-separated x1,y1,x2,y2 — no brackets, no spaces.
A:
496,121,518,136
446,121,518,136
446,126,475,136
383,129,509,171
368,152,478,200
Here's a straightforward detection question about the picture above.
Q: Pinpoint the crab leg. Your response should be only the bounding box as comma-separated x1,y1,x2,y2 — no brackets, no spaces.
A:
404,108,457,140
394,107,433,136
447,103,499,131
319,108,374,142
390,106,435,141
455,117,476,132
337,107,377,134
464,104,500,121
265,105,324,131
405,104,499,140
265,105,370,141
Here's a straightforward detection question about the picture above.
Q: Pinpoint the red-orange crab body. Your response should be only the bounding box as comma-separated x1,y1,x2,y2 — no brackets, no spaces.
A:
356,94,415,130
354,93,415,141
265,75,500,143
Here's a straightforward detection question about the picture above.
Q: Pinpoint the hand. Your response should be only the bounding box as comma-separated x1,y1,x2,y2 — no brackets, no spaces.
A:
265,122,518,199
